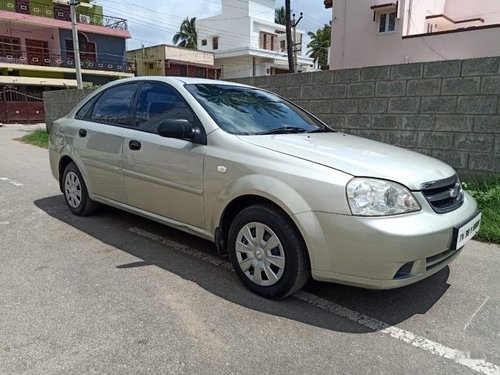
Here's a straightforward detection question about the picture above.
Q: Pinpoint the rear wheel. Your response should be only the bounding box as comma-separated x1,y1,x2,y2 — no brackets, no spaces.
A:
228,204,310,298
62,162,98,216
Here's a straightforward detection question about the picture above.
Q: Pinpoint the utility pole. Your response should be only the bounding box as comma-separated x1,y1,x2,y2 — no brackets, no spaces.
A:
70,0,83,89
285,0,294,73
292,12,303,73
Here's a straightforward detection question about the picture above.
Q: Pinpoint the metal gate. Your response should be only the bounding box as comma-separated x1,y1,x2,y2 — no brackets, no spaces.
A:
0,86,45,124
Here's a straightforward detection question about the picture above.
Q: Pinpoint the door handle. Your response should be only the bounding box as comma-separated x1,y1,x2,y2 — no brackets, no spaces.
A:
78,129,87,137
129,140,142,151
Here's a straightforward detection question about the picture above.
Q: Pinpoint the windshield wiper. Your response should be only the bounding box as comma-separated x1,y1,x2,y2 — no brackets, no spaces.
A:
308,128,335,133
255,126,308,135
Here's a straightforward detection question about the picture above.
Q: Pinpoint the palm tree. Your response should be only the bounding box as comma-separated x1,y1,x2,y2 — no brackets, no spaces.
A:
275,6,286,25
307,23,331,69
173,17,197,49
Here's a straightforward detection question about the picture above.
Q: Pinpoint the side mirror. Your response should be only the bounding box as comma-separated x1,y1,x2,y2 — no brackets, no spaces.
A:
158,119,194,140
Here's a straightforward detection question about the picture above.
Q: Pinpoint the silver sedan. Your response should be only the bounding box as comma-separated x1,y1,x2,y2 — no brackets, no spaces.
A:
49,77,481,298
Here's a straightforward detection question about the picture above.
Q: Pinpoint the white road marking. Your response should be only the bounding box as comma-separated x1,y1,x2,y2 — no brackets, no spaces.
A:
0,177,24,187
464,296,490,332
296,292,500,375
128,227,232,271
129,227,500,375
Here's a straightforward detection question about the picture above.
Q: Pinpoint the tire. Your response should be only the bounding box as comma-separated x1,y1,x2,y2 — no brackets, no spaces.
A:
62,162,98,216
227,204,310,298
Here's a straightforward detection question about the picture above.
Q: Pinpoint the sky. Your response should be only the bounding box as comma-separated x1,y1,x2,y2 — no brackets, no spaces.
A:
93,0,332,51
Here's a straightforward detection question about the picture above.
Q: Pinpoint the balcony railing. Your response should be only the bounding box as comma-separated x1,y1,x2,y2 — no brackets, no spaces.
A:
0,51,134,73
0,0,128,31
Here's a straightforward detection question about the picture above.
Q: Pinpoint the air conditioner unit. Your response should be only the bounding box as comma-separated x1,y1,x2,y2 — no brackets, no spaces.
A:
52,0,70,5
79,14,91,24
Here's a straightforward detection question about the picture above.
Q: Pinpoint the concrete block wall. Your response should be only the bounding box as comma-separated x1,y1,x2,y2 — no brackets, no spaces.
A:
43,89,95,133
43,56,500,175
231,57,500,176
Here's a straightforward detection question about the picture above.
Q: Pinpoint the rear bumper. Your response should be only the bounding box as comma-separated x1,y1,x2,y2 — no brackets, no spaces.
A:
294,192,478,289
49,147,60,183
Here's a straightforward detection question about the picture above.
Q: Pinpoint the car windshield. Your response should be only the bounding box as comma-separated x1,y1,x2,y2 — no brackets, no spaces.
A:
185,84,333,135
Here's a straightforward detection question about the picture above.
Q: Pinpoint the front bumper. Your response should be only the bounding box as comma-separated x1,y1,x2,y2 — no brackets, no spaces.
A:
293,191,478,289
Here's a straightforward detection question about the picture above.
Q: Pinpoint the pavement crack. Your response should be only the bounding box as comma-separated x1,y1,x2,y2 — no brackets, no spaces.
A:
463,296,490,332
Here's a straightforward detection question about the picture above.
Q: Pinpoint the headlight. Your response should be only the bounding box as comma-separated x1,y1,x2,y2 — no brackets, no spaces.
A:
346,178,421,216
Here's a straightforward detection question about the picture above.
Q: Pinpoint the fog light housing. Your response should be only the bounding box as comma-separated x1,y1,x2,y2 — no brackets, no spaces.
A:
394,262,414,279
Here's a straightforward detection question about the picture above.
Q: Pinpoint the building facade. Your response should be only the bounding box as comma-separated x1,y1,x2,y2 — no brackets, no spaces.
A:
127,44,221,79
0,0,132,122
197,0,314,79
325,0,500,69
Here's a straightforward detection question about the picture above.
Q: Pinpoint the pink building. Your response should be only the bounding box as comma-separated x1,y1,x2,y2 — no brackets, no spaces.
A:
324,0,500,69
0,0,133,122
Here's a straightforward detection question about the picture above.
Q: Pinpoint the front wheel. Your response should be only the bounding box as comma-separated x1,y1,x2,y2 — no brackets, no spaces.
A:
227,204,310,298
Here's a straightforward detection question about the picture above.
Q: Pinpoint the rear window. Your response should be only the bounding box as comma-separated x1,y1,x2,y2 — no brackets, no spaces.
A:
90,83,138,126
75,93,101,120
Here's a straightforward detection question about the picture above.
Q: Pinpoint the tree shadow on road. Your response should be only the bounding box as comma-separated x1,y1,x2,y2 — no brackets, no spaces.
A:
35,195,450,334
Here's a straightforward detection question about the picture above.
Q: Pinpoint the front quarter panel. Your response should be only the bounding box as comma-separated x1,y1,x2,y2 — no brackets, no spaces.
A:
204,130,353,235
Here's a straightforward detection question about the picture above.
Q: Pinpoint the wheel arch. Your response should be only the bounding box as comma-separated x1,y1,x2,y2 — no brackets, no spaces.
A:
215,194,311,273
58,153,92,196
58,155,75,192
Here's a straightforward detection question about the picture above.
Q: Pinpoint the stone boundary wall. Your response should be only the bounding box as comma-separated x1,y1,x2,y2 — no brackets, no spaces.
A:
231,57,500,176
43,89,95,132
43,56,500,175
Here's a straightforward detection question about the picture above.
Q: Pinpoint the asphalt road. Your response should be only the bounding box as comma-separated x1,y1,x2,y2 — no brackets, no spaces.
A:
0,124,499,375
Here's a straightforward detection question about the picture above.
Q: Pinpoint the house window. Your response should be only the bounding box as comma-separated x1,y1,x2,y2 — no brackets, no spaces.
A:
260,32,277,51
379,12,397,33
280,40,286,52
25,39,50,66
0,36,22,58
212,37,219,50
66,33,96,62
201,39,207,46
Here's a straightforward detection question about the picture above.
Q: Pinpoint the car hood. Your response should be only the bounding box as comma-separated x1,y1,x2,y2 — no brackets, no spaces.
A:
239,132,456,190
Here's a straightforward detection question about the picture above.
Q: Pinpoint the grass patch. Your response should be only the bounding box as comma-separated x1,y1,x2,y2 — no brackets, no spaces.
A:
463,177,500,244
17,128,49,149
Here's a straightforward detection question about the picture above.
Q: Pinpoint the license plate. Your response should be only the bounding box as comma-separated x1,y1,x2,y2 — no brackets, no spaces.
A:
452,212,481,250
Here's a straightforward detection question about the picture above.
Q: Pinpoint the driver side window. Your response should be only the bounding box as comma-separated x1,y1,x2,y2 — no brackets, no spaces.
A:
134,82,195,133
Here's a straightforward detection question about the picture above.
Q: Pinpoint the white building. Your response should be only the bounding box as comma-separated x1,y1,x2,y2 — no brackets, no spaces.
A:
197,0,314,79
325,0,500,69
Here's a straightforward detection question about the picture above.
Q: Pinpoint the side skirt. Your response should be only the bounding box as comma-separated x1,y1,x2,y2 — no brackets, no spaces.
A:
92,195,215,242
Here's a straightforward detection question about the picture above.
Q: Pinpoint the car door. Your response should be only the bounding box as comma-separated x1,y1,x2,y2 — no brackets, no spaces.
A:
72,82,139,203
122,81,206,229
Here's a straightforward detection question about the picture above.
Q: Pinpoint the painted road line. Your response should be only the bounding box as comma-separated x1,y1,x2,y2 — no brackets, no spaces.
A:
0,177,24,187
128,227,232,271
129,227,500,375
295,291,500,375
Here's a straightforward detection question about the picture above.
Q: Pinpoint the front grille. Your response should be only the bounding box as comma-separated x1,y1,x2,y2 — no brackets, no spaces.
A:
421,175,464,214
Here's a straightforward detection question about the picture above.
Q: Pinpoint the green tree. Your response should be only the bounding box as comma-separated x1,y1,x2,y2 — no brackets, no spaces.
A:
173,17,197,49
307,23,331,68
275,6,286,25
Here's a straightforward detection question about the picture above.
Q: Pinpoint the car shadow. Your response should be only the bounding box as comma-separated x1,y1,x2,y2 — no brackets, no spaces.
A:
35,195,450,334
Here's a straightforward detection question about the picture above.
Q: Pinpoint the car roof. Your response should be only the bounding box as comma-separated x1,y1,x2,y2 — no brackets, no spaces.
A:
108,76,250,87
